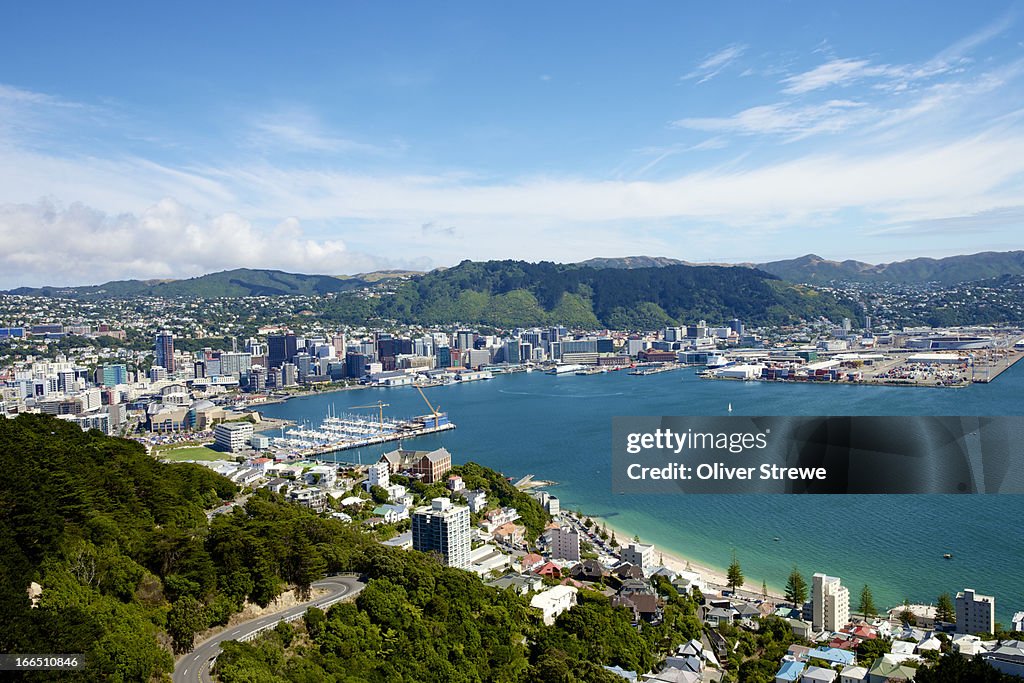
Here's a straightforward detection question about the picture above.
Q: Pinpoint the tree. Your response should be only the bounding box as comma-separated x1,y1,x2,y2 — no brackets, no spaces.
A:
898,599,917,626
785,566,807,607
936,592,956,624
726,551,744,593
762,580,768,600
167,596,207,653
859,584,877,618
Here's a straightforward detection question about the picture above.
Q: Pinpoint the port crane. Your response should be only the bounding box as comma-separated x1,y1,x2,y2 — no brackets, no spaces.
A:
349,401,390,432
415,384,442,421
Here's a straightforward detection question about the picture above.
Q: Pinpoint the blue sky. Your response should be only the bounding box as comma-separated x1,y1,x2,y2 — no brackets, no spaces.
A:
1,2,1023,286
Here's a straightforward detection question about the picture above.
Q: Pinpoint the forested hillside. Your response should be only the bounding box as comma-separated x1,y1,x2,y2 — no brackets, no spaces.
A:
0,415,372,681
325,260,858,328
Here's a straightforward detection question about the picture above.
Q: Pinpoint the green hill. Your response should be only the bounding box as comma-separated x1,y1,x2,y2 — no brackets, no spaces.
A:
6,268,410,299
756,250,1024,285
339,259,859,328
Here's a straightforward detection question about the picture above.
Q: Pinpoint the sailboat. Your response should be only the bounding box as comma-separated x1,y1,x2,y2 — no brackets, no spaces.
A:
728,403,733,413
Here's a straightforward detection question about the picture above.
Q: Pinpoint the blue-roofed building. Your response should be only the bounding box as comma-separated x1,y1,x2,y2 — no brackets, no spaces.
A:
602,664,638,680
775,660,806,682
808,647,856,667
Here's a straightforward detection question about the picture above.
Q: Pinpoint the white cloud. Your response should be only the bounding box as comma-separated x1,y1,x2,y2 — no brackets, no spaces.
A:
780,58,894,94
0,198,398,287
246,109,381,154
672,100,870,139
684,43,747,83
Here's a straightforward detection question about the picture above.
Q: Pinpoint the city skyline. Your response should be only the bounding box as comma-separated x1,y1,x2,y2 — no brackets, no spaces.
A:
2,2,1024,288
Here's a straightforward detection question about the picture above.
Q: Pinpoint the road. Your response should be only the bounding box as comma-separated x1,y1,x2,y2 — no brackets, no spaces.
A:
172,574,365,683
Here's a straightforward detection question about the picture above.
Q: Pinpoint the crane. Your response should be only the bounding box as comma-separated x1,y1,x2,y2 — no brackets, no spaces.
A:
349,401,390,432
415,384,441,419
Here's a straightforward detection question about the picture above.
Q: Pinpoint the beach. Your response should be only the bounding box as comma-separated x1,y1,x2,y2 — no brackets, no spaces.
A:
592,513,787,604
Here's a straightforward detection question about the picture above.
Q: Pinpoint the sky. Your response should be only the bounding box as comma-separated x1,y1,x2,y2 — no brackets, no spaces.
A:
2,1,1024,287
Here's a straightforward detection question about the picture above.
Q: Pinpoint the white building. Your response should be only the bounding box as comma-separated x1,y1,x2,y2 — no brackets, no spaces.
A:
621,542,655,569
288,486,328,513
214,422,253,452
1012,611,1024,633
306,465,337,488
412,497,471,569
812,573,850,632
366,460,390,489
464,489,488,513
549,526,581,562
955,588,995,635
530,585,579,626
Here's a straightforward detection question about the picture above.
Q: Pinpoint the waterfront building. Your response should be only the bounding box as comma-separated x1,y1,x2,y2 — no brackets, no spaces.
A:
155,331,175,372
621,542,655,569
812,573,850,632
412,497,471,569
214,422,253,452
955,588,995,634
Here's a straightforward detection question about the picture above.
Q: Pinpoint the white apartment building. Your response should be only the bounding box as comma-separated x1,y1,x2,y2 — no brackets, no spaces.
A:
956,588,995,635
549,526,581,562
412,497,471,569
812,573,850,632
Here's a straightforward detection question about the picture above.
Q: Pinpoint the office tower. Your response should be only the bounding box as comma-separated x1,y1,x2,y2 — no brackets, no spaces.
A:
154,331,175,372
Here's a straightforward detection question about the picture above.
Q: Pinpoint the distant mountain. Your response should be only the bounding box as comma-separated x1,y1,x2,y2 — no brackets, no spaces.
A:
575,256,688,269
755,250,1024,285
329,259,858,328
6,268,413,299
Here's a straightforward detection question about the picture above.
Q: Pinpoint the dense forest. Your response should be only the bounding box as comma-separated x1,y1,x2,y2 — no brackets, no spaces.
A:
322,260,860,328
213,545,706,683
0,415,375,680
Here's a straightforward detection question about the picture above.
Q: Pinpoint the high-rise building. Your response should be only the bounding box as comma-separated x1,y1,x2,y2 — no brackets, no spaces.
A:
219,352,252,379
457,330,476,350
100,364,127,388
435,345,452,369
549,526,581,562
730,318,744,336
955,589,995,635
812,573,850,632
267,332,297,369
412,498,471,569
155,331,175,372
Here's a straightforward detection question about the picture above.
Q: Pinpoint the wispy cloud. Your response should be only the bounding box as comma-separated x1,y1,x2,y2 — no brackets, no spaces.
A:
673,100,870,140
246,110,382,154
684,43,747,84
781,58,896,94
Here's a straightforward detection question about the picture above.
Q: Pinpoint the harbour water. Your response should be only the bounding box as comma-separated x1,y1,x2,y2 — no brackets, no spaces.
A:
258,364,1024,624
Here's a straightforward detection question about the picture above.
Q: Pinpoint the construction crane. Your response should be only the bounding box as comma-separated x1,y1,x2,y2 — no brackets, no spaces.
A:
415,384,441,419
349,401,390,432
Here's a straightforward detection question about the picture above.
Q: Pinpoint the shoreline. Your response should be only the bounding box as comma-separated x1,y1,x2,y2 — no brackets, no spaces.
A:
585,513,788,604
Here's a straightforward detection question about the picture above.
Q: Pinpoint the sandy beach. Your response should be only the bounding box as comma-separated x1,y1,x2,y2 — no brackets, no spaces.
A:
588,513,788,604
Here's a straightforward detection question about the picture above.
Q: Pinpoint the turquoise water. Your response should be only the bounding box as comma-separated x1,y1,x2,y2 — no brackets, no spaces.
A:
258,364,1024,624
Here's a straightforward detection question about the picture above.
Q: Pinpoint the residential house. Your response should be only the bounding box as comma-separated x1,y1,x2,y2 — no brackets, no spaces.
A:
801,666,837,683
530,585,578,626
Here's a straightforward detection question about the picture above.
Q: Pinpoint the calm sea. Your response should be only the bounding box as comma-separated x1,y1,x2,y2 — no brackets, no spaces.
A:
258,363,1024,624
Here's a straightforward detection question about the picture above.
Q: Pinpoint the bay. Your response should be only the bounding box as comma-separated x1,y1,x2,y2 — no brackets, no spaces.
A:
258,363,1024,624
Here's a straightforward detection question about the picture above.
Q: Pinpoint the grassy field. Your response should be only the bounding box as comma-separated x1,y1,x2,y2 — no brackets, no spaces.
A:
158,445,228,462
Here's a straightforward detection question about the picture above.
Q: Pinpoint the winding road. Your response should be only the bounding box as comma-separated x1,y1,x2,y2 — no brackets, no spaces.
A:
173,574,366,683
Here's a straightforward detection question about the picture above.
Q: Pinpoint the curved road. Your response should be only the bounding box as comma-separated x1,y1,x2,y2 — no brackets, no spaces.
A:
173,575,366,683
